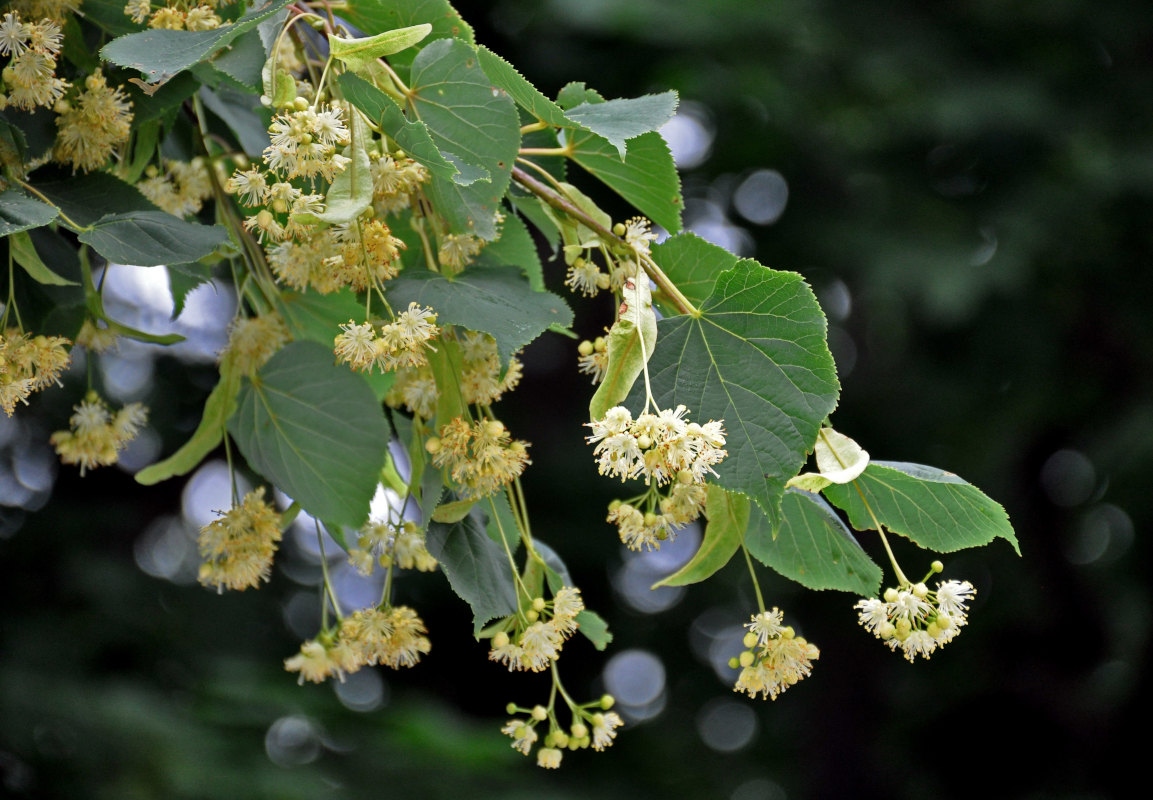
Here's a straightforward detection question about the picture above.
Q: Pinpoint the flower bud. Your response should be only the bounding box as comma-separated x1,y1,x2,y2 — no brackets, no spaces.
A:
571,722,588,739
742,632,758,649
506,702,518,715
738,650,755,668
493,631,510,649
578,340,594,357
531,705,548,721
424,436,441,454
931,560,944,573
599,694,615,710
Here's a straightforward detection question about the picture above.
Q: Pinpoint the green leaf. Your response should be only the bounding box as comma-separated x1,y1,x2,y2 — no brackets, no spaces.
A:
625,260,839,526
8,231,75,285
425,337,468,424
211,27,269,91
388,265,572,365
167,262,213,319
574,610,612,650
431,496,479,523
31,170,158,227
409,38,520,238
330,23,432,71
337,73,483,185
533,540,572,594
473,213,543,291
568,129,683,234
564,92,678,159
0,190,58,237
483,492,520,552
229,341,389,528
589,280,657,421
197,87,270,158
425,507,518,636
650,232,739,312
822,461,1020,555
294,116,374,225
77,211,228,267
746,489,883,596
476,46,572,129
101,0,294,87
654,484,749,588
136,355,244,486
336,0,475,77
278,289,365,345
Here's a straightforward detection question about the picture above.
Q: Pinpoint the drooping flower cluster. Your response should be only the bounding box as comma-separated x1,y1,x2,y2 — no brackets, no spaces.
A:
196,487,283,592
438,232,485,270
264,102,351,181
502,693,623,768
385,330,523,418
221,312,289,374
605,481,708,551
488,586,584,673
854,578,976,662
586,404,727,486
731,608,820,701
333,303,439,373
284,604,431,683
428,417,530,500
50,391,147,474
348,519,437,577
0,329,70,415
0,11,66,111
138,158,214,217
265,219,407,292
54,70,133,172
369,152,430,216
74,319,119,353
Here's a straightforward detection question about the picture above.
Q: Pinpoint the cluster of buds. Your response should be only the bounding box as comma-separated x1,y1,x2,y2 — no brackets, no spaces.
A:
730,608,820,700
0,10,65,111
285,604,431,683
586,404,727,486
49,391,147,474
854,563,976,662
488,586,584,673
348,518,437,577
0,329,70,415
124,1,227,31
197,487,283,592
333,304,439,374
427,416,530,500
137,158,214,217
502,694,623,768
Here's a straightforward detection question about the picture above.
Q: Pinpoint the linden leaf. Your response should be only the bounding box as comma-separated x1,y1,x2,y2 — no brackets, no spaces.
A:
653,485,749,588
822,461,1020,555
625,260,839,526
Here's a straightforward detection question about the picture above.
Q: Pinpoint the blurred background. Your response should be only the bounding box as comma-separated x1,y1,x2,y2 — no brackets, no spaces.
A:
2,0,1150,797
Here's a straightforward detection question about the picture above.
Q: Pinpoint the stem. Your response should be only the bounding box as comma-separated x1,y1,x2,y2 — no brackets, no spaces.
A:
520,121,549,134
632,272,657,415
15,180,86,230
741,544,767,614
316,520,344,621
489,495,532,606
518,147,571,157
853,481,910,586
511,166,700,317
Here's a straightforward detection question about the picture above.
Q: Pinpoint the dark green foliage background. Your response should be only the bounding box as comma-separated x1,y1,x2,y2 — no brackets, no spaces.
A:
3,1,1150,798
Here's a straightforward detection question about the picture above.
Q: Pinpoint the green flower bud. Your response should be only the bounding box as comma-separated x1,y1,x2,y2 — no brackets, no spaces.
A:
742,632,758,649
738,650,755,668
578,340,595,357
531,705,548,721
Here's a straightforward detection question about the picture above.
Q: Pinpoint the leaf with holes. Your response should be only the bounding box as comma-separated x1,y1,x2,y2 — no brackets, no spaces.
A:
229,342,389,528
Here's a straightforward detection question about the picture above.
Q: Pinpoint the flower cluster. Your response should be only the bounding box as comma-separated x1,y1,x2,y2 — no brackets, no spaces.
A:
138,158,214,217
196,487,283,592
565,256,609,297
0,11,66,111
576,336,607,384
616,216,658,259
264,102,350,181
125,1,229,31
585,404,727,486
369,152,429,216
438,232,485,270
605,481,707,551
54,70,134,172
730,608,820,701
266,219,407,293
854,577,976,662
502,694,623,768
221,312,289,374
284,605,430,683
427,417,530,500
50,391,147,474
0,329,70,415
385,330,524,418
488,586,584,673
348,519,437,577
333,303,439,373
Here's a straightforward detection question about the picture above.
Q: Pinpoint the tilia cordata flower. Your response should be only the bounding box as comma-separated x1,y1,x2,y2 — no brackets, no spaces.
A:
730,608,820,701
